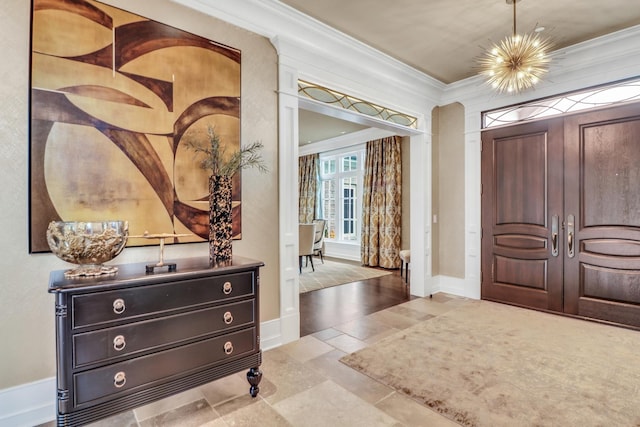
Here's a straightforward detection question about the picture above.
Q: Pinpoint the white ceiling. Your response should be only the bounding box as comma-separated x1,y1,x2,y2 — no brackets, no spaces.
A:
283,0,640,144
298,109,369,145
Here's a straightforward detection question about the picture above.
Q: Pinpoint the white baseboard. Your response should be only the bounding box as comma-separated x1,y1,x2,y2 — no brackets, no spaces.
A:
260,317,284,350
1,319,286,427
431,274,478,299
0,377,55,427
323,241,360,262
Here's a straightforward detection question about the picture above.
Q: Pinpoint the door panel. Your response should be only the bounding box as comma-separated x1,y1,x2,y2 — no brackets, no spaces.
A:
564,103,640,327
481,119,564,311
494,132,547,226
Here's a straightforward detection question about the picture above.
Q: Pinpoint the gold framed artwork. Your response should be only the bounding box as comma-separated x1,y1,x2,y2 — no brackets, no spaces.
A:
29,0,242,252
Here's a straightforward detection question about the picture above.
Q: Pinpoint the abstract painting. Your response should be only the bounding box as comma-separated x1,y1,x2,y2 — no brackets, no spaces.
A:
30,0,242,252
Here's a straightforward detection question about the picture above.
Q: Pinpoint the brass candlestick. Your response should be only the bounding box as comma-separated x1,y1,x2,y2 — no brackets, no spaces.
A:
129,231,190,273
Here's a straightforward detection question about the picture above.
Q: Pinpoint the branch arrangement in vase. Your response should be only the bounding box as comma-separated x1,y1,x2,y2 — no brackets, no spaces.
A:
185,125,267,176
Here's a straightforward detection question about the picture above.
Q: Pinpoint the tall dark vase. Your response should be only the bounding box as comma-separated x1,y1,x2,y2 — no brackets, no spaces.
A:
209,175,233,265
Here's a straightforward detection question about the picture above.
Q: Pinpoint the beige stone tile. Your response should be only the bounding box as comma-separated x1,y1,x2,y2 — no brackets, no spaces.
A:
212,393,264,418
430,292,455,303
311,327,343,341
364,327,403,345
309,346,347,362
85,411,137,427
367,308,421,330
399,297,458,316
278,334,334,363
325,333,368,353
273,380,399,427
375,392,460,427
200,372,253,406
249,372,277,400
138,398,218,427
444,296,473,307
199,418,229,427
333,316,393,341
258,347,327,405
442,292,468,299
308,349,395,404
134,386,205,422
220,398,293,427
385,304,436,322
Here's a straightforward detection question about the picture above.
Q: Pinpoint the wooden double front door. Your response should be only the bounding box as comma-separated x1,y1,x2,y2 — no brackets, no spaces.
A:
481,102,640,329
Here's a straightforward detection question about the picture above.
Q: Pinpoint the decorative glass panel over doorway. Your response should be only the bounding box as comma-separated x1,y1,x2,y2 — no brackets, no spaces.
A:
482,77,640,129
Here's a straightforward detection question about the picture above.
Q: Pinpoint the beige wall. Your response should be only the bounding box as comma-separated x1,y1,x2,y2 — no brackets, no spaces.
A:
432,103,465,278
0,0,278,389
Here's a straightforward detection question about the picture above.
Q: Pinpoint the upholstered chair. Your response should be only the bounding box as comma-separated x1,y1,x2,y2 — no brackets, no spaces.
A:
311,219,326,263
399,249,411,283
299,223,316,273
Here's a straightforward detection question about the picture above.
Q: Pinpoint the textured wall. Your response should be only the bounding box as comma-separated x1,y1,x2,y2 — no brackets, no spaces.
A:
0,0,278,389
435,103,465,278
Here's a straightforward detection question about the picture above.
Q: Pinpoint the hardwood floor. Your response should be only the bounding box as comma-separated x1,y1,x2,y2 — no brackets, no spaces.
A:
299,268,414,336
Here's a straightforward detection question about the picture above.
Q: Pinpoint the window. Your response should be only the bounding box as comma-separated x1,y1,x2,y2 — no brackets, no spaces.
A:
342,176,357,241
482,77,640,129
322,158,336,175
319,147,365,242
320,179,336,237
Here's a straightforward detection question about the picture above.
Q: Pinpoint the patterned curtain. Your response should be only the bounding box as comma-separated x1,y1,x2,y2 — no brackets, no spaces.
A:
298,153,319,223
361,136,402,268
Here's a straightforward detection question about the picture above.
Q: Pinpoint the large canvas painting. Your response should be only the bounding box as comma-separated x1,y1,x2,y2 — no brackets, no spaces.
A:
29,0,242,252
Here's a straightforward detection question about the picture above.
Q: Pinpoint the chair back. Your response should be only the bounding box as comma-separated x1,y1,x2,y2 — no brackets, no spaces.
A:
299,224,316,256
312,219,326,251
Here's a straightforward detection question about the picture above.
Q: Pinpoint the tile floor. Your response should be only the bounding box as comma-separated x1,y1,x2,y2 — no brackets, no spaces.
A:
40,294,470,427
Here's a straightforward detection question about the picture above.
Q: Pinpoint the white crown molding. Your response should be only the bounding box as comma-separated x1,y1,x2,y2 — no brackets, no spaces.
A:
169,0,275,37
553,23,640,60
171,0,443,110
442,24,640,107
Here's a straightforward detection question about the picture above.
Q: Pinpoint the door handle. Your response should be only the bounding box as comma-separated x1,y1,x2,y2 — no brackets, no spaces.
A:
567,214,575,258
551,215,559,257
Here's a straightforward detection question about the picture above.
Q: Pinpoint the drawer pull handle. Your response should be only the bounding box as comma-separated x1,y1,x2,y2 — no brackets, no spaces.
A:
222,281,233,295
113,371,126,388
223,311,234,325
113,335,126,351
113,298,126,315
223,341,234,355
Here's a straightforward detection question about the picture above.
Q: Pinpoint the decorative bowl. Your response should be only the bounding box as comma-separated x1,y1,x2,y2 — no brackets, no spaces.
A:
46,221,129,277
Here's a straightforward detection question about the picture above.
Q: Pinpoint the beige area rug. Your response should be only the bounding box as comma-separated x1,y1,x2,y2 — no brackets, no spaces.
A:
299,258,392,293
340,300,640,427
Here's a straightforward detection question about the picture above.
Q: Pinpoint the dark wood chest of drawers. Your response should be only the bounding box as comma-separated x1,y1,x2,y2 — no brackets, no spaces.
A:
48,256,263,426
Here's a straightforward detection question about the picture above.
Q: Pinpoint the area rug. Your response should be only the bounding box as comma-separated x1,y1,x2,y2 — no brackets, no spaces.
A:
340,300,640,427
299,258,392,293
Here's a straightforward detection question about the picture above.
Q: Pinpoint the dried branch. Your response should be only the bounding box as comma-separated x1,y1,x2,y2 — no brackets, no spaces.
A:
185,125,267,177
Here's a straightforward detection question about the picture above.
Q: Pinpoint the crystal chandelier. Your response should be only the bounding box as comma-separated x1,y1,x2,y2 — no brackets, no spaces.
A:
478,0,553,94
